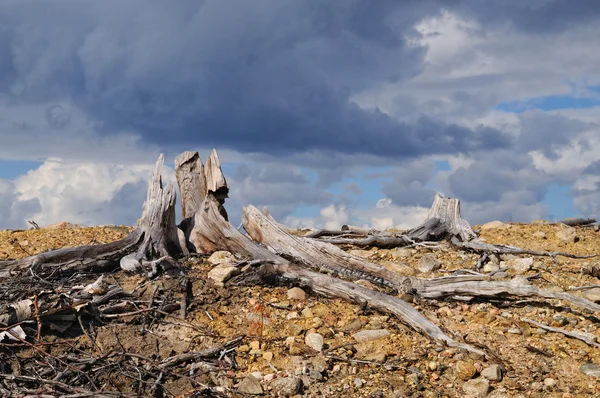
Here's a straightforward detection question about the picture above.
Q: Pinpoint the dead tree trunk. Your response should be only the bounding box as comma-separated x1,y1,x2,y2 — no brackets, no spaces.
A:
241,204,600,313
0,155,182,280
172,150,485,354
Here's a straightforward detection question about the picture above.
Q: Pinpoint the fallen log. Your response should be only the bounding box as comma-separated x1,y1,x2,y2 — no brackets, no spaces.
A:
451,238,598,259
173,151,484,353
0,155,182,280
246,262,485,355
558,217,596,227
242,204,600,313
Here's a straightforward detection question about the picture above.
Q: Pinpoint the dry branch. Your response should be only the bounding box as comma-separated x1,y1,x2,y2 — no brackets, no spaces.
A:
521,317,600,347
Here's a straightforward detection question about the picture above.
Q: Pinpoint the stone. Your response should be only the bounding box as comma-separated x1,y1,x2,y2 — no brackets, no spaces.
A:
455,360,477,380
262,351,274,361
543,378,556,389
482,262,500,273
305,333,324,352
556,227,577,243
462,378,490,397
309,369,323,381
207,250,236,265
287,287,306,300
207,264,240,286
418,254,442,273
481,221,510,230
481,364,504,382
501,257,533,274
583,288,600,302
390,248,412,260
353,378,364,388
381,260,417,276
364,352,386,362
581,362,600,377
301,308,314,318
352,329,390,343
238,375,263,395
343,318,363,332
310,355,328,373
533,231,547,239
270,377,302,396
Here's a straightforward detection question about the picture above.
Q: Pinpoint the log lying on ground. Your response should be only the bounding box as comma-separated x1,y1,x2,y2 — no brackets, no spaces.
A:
246,262,485,356
558,217,596,227
242,205,600,313
310,194,477,248
451,238,598,259
0,155,182,281
173,151,484,353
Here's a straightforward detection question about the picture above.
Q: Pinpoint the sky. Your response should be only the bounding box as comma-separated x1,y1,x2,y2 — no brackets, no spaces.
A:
1,0,600,230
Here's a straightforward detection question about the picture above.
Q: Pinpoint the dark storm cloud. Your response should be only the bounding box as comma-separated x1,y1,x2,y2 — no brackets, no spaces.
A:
0,0,511,160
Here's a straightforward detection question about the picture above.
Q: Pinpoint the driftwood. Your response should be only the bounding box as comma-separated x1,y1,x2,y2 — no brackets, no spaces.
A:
452,238,598,259
310,194,477,249
171,152,486,353
558,218,596,227
248,262,485,355
0,155,182,281
521,317,600,347
241,205,600,313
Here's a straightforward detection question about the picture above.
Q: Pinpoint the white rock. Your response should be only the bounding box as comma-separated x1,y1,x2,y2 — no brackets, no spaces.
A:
207,264,240,286
208,251,236,266
462,378,490,397
583,288,600,302
501,257,533,274
287,287,306,300
482,262,500,273
305,333,324,352
418,254,442,273
481,364,504,381
556,227,577,243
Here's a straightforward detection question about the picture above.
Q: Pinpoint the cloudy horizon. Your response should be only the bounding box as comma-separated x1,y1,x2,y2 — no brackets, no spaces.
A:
1,0,599,230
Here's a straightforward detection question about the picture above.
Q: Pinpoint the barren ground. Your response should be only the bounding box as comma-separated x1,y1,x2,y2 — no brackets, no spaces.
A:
1,221,600,397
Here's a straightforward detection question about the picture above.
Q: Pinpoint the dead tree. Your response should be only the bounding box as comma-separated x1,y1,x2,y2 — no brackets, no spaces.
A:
0,155,182,281
172,150,600,357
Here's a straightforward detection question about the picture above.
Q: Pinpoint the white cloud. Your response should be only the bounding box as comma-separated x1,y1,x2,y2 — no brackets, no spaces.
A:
6,159,171,228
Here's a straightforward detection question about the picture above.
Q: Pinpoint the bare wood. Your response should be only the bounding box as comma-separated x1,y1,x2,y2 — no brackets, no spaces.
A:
0,155,182,280
242,205,600,313
204,149,228,200
243,204,409,289
413,276,600,313
182,194,482,352
250,262,485,356
521,317,600,347
452,237,598,259
558,218,596,227
315,235,413,249
158,336,244,369
175,151,206,219
407,194,477,242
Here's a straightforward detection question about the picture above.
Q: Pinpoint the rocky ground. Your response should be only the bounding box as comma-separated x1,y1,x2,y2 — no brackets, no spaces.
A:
2,221,600,397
